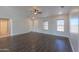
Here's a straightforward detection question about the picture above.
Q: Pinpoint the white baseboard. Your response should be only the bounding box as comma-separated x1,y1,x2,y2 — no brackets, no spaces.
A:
69,38,75,52
10,31,31,36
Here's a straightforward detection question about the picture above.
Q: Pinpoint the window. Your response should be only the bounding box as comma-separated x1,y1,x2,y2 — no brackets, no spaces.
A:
57,20,64,32
70,17,79,34
43,21,48,30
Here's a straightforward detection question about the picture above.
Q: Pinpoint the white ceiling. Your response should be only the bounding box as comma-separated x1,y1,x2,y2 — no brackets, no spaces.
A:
0,6,79,17
22,6,79,17
33,6,79,17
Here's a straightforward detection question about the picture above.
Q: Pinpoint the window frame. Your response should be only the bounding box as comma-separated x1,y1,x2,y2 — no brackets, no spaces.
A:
43,21,48,30
69,16,79,34
57,19,64,32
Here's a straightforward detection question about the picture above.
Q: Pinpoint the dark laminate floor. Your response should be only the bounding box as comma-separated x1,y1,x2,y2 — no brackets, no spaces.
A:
0,32,72,52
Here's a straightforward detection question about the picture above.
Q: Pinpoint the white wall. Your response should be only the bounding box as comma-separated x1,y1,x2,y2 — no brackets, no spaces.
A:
49,15,69,37
0,6,78,52
36,14,70,37
69,12,79,52
32,14,79,52
11,17,30,36
37,17,50,34
0,6,30,36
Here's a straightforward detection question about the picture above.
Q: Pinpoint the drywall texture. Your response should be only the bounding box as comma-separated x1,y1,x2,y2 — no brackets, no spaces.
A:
69,12,79,52
32,14,79,52
0,6,30,36
0,6,78,52
36,14,70,37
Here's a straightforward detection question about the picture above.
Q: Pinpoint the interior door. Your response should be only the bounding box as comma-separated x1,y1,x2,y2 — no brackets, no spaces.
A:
0,18,10,37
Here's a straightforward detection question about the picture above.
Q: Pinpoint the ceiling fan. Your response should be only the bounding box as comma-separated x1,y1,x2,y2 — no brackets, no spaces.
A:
32,6,42,15
60,6,64,8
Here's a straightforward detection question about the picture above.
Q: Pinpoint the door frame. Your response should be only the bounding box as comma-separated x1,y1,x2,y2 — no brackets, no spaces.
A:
0,18,11,38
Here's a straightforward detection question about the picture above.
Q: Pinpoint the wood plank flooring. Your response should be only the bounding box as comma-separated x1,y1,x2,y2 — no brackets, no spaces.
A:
0,32,72,52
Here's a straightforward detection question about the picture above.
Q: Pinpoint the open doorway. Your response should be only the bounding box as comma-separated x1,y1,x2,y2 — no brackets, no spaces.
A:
0,18,10,38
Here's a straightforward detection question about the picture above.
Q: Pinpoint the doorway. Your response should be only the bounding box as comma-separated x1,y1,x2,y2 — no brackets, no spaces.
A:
0,18,10,38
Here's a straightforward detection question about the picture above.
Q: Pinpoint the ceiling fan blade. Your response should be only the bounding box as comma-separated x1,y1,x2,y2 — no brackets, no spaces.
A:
38,12,42,14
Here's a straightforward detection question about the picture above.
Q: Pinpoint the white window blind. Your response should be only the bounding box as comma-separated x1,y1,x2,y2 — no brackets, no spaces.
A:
57,20,64,32
43,21,48,30
70,17,79,34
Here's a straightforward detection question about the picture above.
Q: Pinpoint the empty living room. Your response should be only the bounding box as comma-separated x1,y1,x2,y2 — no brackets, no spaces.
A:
0,6,79,52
